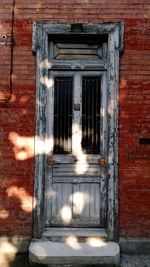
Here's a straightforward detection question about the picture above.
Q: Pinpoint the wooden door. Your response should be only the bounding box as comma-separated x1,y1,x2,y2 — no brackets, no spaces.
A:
45,71,107,228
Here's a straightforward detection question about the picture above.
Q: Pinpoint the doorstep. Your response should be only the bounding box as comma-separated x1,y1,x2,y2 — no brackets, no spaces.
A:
29,238,120,265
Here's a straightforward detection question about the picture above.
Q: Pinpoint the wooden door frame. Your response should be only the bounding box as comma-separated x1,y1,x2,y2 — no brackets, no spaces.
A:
32,22,124,240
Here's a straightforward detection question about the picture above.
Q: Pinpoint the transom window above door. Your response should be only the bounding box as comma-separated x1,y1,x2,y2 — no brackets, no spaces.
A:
48,35,108,70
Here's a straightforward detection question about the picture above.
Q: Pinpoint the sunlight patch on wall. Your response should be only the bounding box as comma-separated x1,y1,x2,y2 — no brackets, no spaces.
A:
9,132,53,160
0,91,16,102
119,79,128,103
19,95,30,103
0,240,17,254
0,239,17,267
120,78,127,89
0,209,9,219
9,132,34,160
6,186,36,213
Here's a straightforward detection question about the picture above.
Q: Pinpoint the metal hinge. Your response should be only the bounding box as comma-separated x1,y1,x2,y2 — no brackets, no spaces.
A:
98,158,106,166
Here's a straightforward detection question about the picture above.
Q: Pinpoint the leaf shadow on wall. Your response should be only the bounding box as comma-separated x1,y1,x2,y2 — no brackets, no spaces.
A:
0,134,35,266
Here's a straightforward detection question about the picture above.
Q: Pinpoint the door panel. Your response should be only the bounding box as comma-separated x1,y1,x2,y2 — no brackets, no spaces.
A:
53,163,99,177
51,183,73,226
73,183,100,226
50,182,101,227
49,163,102,227
45,71,107,228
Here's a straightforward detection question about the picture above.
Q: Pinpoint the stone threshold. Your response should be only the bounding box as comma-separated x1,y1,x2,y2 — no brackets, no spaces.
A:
42,228,108,242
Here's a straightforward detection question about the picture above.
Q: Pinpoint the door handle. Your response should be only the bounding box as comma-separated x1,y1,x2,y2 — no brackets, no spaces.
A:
98,158,106,166
47,156,55,164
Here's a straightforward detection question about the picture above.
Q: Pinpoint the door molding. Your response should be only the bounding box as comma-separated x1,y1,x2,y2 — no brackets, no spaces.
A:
32,22,124,240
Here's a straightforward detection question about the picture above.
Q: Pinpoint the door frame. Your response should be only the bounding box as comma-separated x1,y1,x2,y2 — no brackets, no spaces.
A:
32,22,124,240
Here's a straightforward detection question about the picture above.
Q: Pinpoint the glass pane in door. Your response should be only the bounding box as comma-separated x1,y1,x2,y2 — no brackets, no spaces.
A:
82,76,101,153
54,77,73,154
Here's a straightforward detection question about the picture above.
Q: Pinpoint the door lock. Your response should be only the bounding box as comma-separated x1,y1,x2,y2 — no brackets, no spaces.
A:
47,156,55,164
98,158,106,166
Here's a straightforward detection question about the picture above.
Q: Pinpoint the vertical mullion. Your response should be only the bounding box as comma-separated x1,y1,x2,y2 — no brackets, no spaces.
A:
72,73,82,157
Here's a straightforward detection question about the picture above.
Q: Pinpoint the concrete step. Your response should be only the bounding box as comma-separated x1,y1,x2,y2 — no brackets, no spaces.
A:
29,239,120,266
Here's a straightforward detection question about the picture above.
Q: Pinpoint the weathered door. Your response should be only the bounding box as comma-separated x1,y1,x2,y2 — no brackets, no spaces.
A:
45,71,107,228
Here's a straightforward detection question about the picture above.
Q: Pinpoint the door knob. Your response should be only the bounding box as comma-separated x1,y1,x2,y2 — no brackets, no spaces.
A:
98,158,106,166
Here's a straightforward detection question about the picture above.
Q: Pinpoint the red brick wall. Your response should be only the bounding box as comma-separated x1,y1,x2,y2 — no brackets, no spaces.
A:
0,0,150,238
